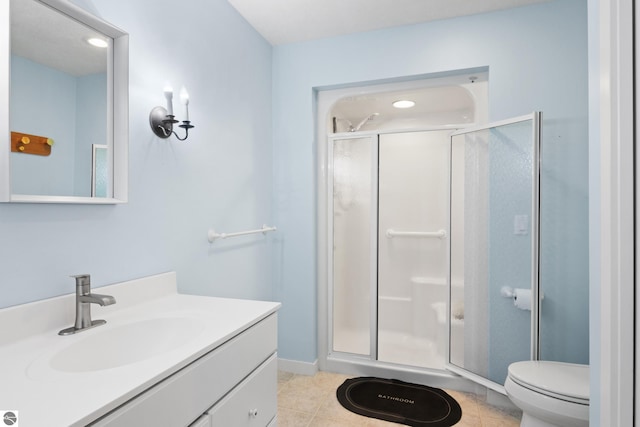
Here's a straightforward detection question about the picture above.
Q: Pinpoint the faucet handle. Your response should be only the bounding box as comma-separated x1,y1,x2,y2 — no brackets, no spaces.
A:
71,274,91,293
71,274,90,282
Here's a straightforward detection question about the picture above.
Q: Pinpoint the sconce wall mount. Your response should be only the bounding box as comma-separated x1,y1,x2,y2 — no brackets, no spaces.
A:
149,86,194,141
149,106,193,140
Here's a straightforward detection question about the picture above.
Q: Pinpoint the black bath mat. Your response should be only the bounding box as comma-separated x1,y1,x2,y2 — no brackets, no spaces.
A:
337,377,462,426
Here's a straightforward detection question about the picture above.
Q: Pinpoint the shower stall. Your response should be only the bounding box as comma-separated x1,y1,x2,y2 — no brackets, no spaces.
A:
331,129,452,370
318,74,541,393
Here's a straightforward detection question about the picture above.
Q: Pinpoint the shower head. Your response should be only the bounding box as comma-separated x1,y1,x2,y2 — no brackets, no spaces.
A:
353,113,380,132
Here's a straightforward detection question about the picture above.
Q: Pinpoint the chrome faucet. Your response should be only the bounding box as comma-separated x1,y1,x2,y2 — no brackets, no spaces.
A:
59,274,116,336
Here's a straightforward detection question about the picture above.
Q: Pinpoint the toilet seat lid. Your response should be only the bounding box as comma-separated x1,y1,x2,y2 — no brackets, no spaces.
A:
508,361,589,404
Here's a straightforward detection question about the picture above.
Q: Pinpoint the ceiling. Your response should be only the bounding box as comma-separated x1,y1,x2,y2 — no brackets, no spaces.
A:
332,85,475,131
11,0,108,76
227,0,551,45
329,73,487,132
9,0,551,75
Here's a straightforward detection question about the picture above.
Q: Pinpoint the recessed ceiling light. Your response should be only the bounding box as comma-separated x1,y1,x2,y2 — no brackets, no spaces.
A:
392,100,415,109
87,37,108,48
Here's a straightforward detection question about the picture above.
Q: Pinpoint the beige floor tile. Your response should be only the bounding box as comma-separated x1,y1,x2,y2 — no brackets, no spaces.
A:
455,413,484,427
308,415,366,427
318,371,353,389
278,383,330,414
288,371,351,392
363,416,405,426
481,416,521,427
278,370,295,384
315,394,371,425
446,389,480,418
477,400,521,422
277,407,314,427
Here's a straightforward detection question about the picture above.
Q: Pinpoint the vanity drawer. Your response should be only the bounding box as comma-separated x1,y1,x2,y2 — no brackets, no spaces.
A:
91,314,277,427
208,353,277,426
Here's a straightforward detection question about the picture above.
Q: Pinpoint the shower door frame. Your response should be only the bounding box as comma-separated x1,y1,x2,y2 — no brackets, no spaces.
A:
445,112,541,393
325,127,460,371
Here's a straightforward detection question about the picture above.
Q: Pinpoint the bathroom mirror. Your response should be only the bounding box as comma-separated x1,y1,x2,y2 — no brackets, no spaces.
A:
0,0,128,203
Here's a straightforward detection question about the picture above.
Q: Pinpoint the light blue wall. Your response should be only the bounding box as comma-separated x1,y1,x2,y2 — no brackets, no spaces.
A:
0,0,273,308
272,0,588,364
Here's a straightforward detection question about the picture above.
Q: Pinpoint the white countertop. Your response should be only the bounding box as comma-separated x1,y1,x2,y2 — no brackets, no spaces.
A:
0,272,280,427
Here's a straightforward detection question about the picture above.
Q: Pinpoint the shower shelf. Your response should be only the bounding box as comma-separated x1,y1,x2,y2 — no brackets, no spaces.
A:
385,229,447,239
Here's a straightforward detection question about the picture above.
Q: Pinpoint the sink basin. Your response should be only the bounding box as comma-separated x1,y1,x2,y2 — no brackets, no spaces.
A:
48,316,204,373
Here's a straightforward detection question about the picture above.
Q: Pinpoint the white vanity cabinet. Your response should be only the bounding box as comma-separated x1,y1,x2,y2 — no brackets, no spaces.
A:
91,314,278,427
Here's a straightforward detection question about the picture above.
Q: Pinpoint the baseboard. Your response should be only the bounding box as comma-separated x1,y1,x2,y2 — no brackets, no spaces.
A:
278,357,319,376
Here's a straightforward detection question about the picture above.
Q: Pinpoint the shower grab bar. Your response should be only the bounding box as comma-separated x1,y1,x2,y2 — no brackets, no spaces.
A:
208,224,277,243
385,229,447,239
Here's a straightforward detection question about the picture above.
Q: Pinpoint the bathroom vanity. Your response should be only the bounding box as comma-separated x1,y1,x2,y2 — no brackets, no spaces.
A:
0,272,280,426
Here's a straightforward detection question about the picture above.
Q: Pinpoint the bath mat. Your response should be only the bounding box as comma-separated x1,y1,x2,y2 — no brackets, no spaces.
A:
336,377,462,427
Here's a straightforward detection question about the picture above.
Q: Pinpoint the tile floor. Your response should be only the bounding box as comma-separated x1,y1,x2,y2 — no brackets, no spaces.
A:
277,370,521,427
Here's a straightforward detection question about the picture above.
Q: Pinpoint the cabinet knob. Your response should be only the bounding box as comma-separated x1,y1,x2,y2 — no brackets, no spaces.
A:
248,408,258,418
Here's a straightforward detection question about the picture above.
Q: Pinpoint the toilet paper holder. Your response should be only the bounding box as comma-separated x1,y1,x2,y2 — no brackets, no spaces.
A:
500,286,518,298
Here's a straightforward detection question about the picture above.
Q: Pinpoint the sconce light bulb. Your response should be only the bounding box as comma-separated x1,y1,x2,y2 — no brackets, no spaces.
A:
180,87,189,105
180,87,190,121
163,85,174,116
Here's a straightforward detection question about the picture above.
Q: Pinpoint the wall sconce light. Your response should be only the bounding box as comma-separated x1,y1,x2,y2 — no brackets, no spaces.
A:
149,85,194,141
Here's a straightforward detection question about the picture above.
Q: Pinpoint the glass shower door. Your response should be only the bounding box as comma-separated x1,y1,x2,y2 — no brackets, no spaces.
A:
330,130,452,367
448,113,540,392
331,136,377,356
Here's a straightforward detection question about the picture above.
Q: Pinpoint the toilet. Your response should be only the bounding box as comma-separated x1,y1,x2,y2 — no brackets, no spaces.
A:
504,360,589,427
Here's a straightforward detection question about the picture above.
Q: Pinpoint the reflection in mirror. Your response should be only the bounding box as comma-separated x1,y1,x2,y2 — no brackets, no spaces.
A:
91,144,108,197
10,0,108,197
1,0,128,203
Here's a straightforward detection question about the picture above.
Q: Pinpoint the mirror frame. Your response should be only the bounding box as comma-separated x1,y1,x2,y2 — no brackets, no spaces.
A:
0,0,128,204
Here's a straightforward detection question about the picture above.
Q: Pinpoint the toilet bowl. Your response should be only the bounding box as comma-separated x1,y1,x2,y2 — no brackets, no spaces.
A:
504,361,589,427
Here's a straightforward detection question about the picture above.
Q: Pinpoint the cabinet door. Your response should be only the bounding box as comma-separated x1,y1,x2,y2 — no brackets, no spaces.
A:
209,354,277,427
